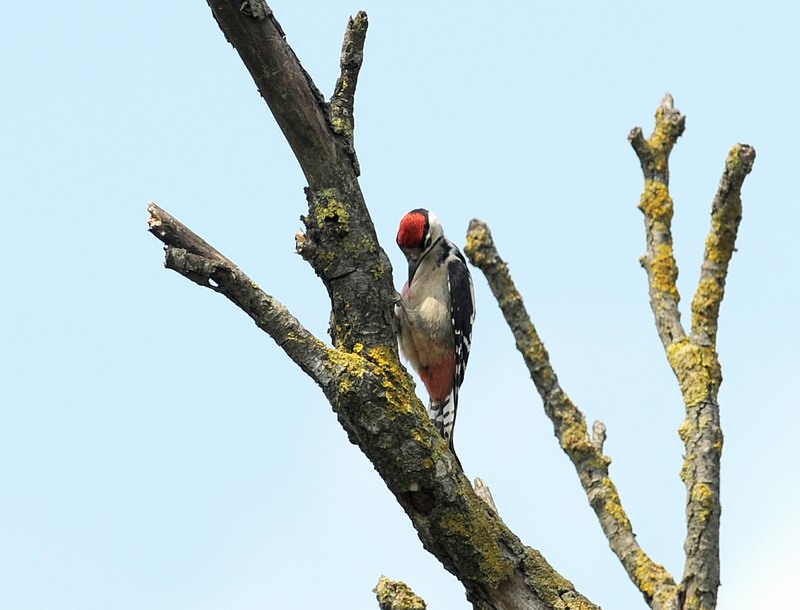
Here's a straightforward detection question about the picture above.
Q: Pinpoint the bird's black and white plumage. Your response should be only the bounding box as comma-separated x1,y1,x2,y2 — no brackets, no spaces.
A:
394,209,475,457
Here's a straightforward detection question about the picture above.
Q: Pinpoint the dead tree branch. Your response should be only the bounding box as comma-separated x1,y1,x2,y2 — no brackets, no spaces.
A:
629,93,687,349
464,220,679,609
630,96,755,610
146,3,602,609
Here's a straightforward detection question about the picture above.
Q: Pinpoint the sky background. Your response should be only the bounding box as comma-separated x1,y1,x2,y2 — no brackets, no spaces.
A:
1,1,797,609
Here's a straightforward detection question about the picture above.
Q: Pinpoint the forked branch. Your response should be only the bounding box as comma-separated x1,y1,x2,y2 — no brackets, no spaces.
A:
630,96,755,610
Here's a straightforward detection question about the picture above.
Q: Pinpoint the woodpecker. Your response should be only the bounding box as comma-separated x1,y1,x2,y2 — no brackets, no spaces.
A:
395,209,475,456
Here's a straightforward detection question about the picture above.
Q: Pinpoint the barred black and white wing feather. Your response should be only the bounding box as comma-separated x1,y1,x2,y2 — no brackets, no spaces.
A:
437,246,475,445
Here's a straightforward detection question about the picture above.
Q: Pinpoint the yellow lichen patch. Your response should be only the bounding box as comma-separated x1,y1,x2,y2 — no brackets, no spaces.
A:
601,477,631,530
519,325,556,385
498,288,522,309
338,376,353,394
327,343,419,419
649,244,679,296
329,114,352,137
366,345,418,418
633,550,674,600
704,227,726,265
652,584,680,609
633,550,658,597
667,340,721,408
464,224,491,267
678,418,693,443
691,276,722,324
311,188,350,233
680,452,695,482
649,105,683,155
726,143,744,171
373,576,427,610
325,346,370,398
638,180,674,222
706,209,739,266
691,482,715,523
560,416,592,455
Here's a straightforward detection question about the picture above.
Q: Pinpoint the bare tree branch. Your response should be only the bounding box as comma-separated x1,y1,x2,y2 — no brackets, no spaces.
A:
148,203,333,383
628,93,687,349
375,576,427,610
630,97,755,610
464,220,679,609
330,11,368,175
690,144,755,346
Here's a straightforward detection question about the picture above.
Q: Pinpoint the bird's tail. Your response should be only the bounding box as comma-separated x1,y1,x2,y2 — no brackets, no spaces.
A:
429,390,461,466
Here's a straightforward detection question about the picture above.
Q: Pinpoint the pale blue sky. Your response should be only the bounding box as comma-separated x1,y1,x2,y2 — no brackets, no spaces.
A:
1,2,797,609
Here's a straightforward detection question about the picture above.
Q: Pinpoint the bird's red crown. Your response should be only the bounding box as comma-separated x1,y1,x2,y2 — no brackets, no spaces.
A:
396,209,428,250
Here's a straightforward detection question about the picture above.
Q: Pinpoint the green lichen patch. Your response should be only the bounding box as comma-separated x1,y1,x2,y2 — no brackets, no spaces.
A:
519,324,556,386
437,508,515,589
309,188,351,234
522,548,597,610
371,258,386,279
345,234,378,258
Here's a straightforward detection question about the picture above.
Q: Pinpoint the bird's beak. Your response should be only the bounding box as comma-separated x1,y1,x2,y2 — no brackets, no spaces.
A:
407,257,420,285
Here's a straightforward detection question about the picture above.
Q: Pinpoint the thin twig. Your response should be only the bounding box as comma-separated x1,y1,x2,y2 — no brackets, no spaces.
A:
690,144,756,346
473,478,499,516
330,11,368,175
628,93,687,349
